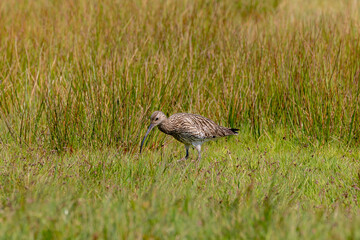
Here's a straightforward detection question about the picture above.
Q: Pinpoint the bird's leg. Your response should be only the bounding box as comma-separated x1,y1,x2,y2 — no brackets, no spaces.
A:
194,144,201,162
185,145,189,159
178,145,190,162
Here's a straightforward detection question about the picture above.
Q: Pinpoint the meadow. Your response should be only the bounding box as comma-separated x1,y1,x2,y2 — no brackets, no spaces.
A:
0,0,360,239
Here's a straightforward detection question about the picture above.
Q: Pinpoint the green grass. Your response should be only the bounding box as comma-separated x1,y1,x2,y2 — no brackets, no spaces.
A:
1,0,360,238
1,135,360,239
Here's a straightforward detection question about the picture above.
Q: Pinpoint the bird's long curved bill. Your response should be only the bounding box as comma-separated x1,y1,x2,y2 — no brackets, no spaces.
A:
140,124,155,153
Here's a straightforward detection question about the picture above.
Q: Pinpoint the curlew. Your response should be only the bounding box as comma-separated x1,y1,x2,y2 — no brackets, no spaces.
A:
140,111,238,161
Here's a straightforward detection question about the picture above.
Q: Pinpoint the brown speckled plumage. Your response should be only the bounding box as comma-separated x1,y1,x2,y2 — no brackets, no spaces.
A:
140,111,238,161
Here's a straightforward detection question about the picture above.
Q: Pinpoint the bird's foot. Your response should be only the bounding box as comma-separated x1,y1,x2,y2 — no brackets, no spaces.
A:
177,157,187,162
191,159,201,166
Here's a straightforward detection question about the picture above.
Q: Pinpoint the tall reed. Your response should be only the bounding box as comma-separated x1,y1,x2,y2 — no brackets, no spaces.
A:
0,0,359,152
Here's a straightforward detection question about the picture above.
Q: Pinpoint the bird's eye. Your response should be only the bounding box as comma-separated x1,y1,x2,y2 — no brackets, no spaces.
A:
155,118,159,121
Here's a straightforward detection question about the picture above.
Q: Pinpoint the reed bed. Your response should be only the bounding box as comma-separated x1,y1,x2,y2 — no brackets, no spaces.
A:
0,0,359,152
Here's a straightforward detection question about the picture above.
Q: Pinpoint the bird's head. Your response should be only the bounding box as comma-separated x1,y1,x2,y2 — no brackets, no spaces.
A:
149,111,167,126
140,111,167,153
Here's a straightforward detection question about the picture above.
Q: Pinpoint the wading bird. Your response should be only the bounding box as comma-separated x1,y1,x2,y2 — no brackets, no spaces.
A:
140,111,238,161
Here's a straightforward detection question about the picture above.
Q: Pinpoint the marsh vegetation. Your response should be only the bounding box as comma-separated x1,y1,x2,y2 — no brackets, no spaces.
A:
0,0,360,238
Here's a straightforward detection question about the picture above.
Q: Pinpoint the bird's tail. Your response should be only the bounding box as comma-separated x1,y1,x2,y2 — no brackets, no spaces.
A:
229,128,239,135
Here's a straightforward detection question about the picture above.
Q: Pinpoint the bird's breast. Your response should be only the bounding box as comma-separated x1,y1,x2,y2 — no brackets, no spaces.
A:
158,123,172,135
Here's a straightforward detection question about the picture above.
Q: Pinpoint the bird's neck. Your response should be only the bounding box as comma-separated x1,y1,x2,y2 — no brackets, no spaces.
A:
158,119,171,134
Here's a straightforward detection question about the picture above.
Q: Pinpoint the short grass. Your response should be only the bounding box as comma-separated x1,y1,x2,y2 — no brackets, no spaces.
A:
1,134,360,239
1,0,360,239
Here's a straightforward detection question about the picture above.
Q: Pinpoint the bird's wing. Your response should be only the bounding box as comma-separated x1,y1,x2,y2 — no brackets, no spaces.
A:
169,113,234,139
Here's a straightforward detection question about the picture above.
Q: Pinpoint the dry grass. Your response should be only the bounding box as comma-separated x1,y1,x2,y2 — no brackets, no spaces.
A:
0,0,360,152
